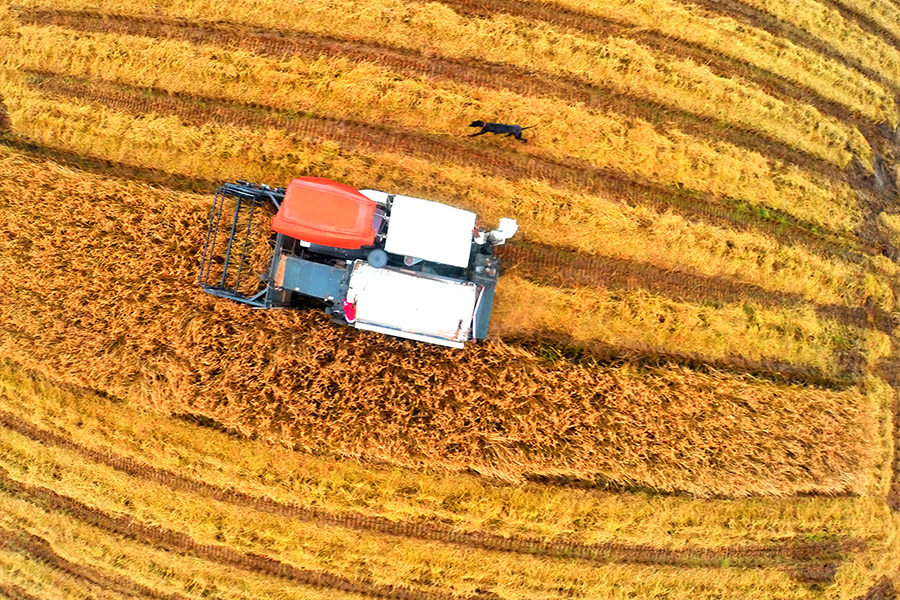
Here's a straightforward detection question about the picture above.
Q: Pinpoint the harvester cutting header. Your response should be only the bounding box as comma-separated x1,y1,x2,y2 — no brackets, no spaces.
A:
198,177,518,348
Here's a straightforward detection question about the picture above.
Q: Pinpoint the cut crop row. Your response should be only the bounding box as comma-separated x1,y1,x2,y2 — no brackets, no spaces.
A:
689,0,900,97
0,482,830,600
17,66,864,257
428,0,895,129
0,467,477,600
0,527,188,600
14,7,878,191
8,0,873,170
11,27,864,238
0,407,864,569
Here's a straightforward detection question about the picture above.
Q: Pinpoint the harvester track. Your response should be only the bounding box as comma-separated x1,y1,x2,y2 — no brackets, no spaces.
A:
500,242,894,334
0,527,190,600
0,409,865,569
813,0,900,55
0,466,495,600
16,8,862,187
24,69,863,261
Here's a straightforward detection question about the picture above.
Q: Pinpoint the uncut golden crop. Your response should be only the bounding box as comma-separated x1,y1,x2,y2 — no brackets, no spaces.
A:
11,0,873,169
0,146,879,497
3,86,890,310
12,24,863,234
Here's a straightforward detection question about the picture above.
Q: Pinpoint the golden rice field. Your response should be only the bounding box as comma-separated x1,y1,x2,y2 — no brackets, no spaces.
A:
0,0,899,597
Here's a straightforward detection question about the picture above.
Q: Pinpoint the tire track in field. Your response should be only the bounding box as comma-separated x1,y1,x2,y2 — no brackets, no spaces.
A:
16,8,862,189
0,409,866,568
0,527,190,600
23,69,863,262
509,332,862,391
423,0,891,133
0,582,41,600
0,466,494,600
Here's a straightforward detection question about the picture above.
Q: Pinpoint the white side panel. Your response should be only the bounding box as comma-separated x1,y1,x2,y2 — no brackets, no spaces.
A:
346,263,477,344
384,195,475,268
354,322,465,349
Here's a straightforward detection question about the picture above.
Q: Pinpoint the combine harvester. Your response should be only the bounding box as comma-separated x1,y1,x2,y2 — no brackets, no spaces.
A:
198,177,518,348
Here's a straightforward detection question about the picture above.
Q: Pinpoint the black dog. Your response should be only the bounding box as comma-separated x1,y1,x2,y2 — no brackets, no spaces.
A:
468,120,537,142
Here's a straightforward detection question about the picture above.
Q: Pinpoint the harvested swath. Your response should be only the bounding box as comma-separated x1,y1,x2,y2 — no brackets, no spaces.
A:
818,0,900,53
24,69,862,259
688,0,900,97
0,165,877,498
499,243,893,335
505,331,863,391
0,527,190,600
11,0,876,168
0,408,864,568
18,8,852,185
0,468,490,600
430,0,893,130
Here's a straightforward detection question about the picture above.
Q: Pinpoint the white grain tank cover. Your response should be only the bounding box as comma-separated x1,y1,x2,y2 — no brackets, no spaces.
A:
384,195,476,269
346,262,478,347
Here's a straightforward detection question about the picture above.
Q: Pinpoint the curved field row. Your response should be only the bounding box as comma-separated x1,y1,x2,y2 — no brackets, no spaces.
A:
822,0,900,51
0,546,133,600
20,69,867,261
690,0,900,93
0,485,837,600
5,84,890,314
0,147,881,497
12,60,877,265
429,0,896,128
17,8,856,188
8,0,873,170
493,275,878,386
0,467,477,600
3,443,834,600
1,528,187,600
0,494,374,600
11,27,864,237
0,408,865,568
2,361,890,549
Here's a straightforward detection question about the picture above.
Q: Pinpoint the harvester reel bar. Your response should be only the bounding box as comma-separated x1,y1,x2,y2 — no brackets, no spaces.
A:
198,181,284,307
